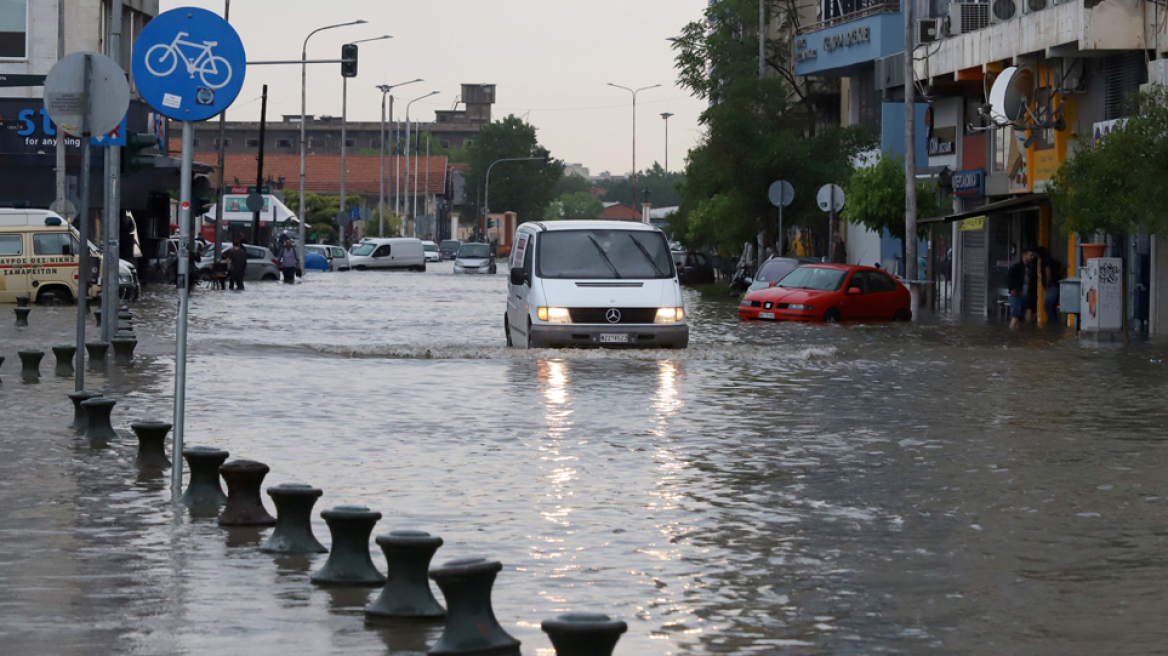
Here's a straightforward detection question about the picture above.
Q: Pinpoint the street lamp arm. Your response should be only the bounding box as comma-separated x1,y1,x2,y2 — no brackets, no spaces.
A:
303,19,367,55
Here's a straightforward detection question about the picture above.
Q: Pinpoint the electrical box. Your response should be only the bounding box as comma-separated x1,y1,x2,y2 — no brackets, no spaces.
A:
1079,258,1123,332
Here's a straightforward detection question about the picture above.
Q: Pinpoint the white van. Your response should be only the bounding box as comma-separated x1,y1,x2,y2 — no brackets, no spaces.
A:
348,238,426,271
505,220,688,349
0,209,107,305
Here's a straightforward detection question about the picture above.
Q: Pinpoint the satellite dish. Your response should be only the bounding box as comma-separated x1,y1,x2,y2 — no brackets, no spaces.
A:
988,66,1035,126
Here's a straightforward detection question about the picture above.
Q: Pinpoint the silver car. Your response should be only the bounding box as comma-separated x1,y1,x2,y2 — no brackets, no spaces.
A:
305,244,351,271
198,243,281,281
453,242,497,274
748,256,821,293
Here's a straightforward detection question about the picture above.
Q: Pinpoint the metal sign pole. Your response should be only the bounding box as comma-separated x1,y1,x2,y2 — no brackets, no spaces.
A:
73,54,94,392
172,121,193,499
101,0,124,344
779,201,784,257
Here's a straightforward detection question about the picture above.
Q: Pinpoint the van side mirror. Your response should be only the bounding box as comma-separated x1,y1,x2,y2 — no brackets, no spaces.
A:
510,267,526,286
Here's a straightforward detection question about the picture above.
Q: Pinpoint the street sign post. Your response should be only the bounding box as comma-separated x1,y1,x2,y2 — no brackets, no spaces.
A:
768,180,795,256
44,51,130,394
817,184,846,262
133,6,246,501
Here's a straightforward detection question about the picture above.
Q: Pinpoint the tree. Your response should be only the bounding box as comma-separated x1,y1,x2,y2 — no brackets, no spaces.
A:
282,191,362,228
462,115,564,229
592,163,685,208
1048,86,1168,237
363,208,402,238
545,192,603,220
553,173,592,197
842,154,940,246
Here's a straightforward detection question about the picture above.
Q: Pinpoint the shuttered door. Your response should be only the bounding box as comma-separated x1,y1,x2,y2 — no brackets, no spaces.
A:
962,230,987,316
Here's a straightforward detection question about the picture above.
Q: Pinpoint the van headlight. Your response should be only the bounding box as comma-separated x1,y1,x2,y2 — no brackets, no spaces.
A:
655,307,685,323
538,307,571,323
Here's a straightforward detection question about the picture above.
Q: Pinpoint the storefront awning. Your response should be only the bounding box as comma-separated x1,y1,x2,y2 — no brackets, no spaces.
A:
919,194,1047,225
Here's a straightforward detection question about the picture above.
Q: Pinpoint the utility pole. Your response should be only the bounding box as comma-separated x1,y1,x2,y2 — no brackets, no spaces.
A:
213,1,230,270
378,90,386,237
661,112,673,173
253,85,267,244
101,0,124,343
54,0,66,220
759,0,766,78
904,0,919,318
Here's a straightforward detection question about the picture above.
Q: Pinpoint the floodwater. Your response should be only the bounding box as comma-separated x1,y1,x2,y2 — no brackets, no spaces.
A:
2,266,1168,656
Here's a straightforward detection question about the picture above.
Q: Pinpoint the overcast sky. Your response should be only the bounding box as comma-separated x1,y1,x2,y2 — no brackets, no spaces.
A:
158,0,709,176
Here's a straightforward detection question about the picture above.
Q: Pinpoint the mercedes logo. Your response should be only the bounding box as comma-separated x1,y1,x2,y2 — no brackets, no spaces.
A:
605,308,622,324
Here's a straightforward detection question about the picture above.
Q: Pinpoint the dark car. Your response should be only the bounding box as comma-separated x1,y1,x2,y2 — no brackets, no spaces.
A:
439,239,462,260
672,251,716,285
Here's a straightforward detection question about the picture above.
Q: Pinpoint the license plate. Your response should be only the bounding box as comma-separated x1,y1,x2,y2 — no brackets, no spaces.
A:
600,333,629,343
759,312,775,320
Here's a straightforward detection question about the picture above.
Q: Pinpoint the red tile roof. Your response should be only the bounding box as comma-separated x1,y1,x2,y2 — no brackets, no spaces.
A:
600,204,643,220
189,152,450,195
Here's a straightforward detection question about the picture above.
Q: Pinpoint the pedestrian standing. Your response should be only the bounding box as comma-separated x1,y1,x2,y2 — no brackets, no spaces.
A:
1037,247,1064,323
278,241,299,284
831,234,848,264
226,241,248,291
1007,248,1037,329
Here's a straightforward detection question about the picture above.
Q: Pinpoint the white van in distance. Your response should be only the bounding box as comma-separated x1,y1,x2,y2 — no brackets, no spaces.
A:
349,238,426,271
505,220,688,349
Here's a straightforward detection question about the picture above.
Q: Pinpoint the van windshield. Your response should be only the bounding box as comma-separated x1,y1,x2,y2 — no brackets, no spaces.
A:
352,244,375,256
538,229,674,280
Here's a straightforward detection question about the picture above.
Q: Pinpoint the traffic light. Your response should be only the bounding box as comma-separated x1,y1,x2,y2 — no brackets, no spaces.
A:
190,175,214,218
121,132,156,175
341,44,358,78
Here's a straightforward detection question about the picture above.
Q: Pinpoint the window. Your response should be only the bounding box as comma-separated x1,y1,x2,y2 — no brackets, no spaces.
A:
276,138,293,148
369,138,381,148
440,140,450,149
522,235,535,280
308,138,323,148
193,138,201,147
777,267,847,291
537,230,673,280
213,138,232,148
352,244,375,256
0,0,28,59
847,272,870,293
246,138,260,148
0,234,21,255
344,138,356,148
245,247,264,259
868,271,899,293
33,233,80,256
331,247,345,258
756,259,799,283
373,245,392,257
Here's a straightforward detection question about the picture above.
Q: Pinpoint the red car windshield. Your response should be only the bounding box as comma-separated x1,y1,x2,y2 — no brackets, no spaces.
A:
777,267,848,291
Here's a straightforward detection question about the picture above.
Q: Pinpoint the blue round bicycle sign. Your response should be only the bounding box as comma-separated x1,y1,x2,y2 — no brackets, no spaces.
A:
132,6,246,122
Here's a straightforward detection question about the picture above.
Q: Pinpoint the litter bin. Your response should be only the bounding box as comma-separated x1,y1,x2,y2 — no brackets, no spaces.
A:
1059,278,1081,315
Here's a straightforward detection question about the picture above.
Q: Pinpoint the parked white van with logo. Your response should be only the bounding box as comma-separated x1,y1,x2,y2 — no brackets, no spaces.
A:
349,238,426,271
505,220,688,349
0,209,105,305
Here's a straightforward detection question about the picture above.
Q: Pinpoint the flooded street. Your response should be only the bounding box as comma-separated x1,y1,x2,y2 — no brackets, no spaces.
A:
2,266,1168,655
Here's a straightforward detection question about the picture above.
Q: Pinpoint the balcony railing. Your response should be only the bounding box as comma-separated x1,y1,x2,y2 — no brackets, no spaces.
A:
797,2,901,35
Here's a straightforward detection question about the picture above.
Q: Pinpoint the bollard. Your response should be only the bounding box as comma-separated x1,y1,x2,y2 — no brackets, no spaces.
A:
365,530,446,622
310,505,386,587
14,307,30,327
52,345,76,376
80,398,118,442
117,311,132,321
85,342,109,369
541,613,628,656
428,558,521,656
15,295,29,308
67,390,104,433
111,338,137,366
94,308,102,326
179,446,230,509
260,483,328,554
130,422,172,470
217,460,277,526
18,350,43,382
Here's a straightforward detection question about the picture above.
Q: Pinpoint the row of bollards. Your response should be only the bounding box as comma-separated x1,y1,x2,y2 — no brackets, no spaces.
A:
14,294,29,327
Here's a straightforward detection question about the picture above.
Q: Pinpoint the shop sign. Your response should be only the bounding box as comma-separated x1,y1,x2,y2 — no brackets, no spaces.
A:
823,26,870,52
928,135,955,156
958,216,985,232
1093,118,1126,147
794,37,817,63
952,169,984,198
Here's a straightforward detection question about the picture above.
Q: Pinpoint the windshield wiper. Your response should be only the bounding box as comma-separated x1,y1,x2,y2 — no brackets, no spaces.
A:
587,235,621,279
628,234,666,278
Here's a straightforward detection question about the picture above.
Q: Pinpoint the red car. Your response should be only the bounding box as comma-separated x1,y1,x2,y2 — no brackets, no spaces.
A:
738,264,911,323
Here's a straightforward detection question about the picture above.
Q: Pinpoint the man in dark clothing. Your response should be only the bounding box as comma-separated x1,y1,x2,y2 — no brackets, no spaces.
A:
1007,248,1037,329
225,241,248,291
1037,247,1064,323
831,234,847,264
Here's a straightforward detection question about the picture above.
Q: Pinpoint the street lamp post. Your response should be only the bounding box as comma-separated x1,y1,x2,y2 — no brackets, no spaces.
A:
607,83,661,213
339,36,391,247
404,91,439,237
300,19,365,265
484,154,549,239
660,112,674,174
376,79,422,238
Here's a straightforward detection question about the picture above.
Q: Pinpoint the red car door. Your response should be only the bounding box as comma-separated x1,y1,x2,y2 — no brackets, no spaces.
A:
867,270,901,319
840,271,871,320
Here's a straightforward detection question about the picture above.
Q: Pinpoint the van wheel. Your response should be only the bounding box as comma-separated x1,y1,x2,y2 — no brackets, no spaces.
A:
262,273,278,281
504,315,514,347
38,288,71,306
821,308,842,324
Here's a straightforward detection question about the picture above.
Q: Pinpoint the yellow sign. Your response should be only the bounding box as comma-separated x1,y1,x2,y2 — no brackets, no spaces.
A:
1030,147,1059,187
959,216,985,231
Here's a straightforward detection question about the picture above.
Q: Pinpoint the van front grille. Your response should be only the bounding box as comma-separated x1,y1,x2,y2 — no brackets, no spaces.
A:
567,308,658,324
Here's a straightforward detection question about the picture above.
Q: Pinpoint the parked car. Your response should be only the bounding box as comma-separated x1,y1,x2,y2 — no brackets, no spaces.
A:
348,238,427,271
439,239,461,260
196,243,280,281
113,259,140,301
672,251,716,285
422,240,442,263
738,264,911,324
747,256,821,294
304,244,351,271
453,242,497,274
505,220,688,349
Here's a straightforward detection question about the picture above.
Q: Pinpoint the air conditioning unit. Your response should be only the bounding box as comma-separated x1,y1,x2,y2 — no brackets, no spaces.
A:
916,18,940,43
991,0,1017,23
1023,0,1047,14
948,2,989,35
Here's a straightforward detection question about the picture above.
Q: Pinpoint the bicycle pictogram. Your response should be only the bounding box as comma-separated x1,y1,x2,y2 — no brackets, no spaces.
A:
144,31,233,89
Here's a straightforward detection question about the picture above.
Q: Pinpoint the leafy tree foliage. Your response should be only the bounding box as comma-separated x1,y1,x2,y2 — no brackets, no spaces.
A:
553,174,593,197
364,208,402,237
1048,86,1168,237
282,192,362,228
462,116,564,227
544,192,604,221
842,154,940,244
592,164,684,208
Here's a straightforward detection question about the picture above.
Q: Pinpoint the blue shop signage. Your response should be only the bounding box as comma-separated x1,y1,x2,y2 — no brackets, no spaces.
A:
793,12,905,77
952,169,985,198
